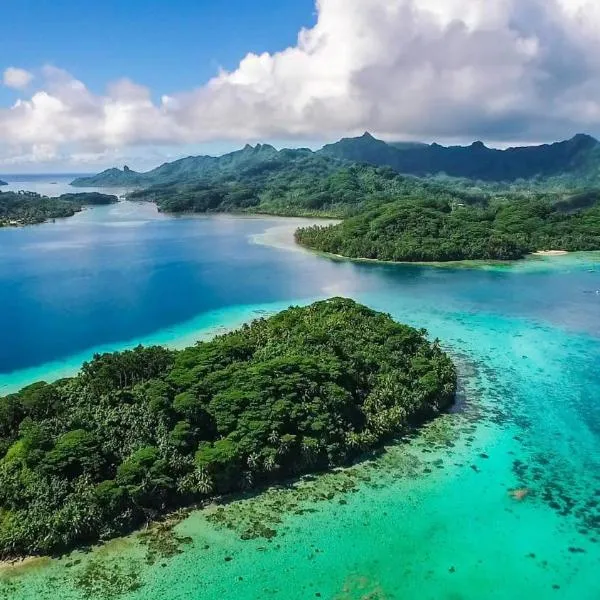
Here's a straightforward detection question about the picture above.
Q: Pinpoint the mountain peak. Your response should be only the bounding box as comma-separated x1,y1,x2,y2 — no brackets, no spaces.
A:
570,133,598,145
471,141,487,149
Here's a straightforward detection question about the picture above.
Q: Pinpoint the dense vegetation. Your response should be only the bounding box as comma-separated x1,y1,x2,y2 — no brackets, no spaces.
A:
0,191,80,226
75,144,475,218
0,298,455,558
75,132,600,190
0,191,117,227
321,132,600,187
296,198,600,262
127,158,474,218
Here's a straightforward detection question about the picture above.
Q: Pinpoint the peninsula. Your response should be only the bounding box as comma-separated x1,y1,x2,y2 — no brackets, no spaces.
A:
0,298,455,558
0,191,118,227
294,197,600,262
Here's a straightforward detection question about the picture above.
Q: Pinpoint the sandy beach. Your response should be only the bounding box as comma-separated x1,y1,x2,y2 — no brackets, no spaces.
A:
533,250,569,256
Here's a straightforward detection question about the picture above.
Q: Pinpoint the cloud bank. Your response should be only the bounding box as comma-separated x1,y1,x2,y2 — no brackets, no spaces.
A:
2,0,600,166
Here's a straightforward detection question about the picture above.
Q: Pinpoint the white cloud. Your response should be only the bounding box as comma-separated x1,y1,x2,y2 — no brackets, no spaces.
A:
2,0,600,166
3,67,34,89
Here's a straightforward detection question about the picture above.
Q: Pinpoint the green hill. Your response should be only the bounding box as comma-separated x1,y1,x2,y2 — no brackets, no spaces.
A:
319,132,600,185
0,298,455,557
74,144,477,218
70,136,600,260
71,144,287,188
73,133,600,192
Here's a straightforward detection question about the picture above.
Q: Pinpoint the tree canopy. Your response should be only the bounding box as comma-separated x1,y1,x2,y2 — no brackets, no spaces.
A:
0,191,117,227
295,197,600,262
0,299,455,558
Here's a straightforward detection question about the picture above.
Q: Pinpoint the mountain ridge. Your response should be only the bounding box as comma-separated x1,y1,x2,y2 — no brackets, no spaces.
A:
320,132,600,182
71,133,600,189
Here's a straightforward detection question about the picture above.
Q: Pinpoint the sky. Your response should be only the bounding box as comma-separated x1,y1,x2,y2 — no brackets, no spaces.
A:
1,0,600,173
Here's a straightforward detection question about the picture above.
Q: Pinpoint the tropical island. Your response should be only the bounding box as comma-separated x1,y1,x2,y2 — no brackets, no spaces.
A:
0,191,118,227
0,298,456,558
70,134,600,262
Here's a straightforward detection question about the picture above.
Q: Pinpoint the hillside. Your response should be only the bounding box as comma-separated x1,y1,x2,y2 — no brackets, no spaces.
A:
71,144,292,188
320,132,600,185
73,133,600,193
73,144,478,218
122,152,476,218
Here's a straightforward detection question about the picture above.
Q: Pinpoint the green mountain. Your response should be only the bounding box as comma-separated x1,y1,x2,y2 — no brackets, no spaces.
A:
73,133,600,191
320,132,600,184
71,144,287,188
114,147,473,218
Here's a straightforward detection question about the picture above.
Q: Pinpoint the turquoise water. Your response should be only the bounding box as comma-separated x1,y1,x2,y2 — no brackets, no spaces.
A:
1,203,599,599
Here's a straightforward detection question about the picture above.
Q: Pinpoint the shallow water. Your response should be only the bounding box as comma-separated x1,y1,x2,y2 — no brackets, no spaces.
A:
1,202,599,599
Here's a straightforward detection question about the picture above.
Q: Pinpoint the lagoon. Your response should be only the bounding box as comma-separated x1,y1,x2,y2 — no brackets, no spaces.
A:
1,200,599,599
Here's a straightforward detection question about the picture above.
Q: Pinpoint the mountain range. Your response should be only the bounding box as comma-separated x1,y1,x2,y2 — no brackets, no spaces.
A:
72,133,600,189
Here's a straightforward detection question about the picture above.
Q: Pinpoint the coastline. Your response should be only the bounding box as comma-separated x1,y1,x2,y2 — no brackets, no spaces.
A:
290,239,599,271
532,250,569,256
252,220,596,270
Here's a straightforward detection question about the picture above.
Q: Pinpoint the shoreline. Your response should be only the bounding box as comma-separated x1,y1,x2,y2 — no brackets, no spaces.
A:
0,299,311,396
532,250,569,256
294,242,598,270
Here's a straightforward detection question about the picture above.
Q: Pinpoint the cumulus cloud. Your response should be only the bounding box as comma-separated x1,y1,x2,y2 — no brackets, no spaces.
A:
3,67,34,89
2,0,600,165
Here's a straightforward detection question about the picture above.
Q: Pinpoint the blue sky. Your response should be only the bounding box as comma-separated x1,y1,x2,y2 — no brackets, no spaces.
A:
0,0,315,105
1,0,599,172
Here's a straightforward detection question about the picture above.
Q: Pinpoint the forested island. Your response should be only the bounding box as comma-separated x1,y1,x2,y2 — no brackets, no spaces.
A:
0,298,455,558
295,197,600,262
0,191,117,227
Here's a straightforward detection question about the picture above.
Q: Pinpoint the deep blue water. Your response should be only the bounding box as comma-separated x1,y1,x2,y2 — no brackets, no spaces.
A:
1,201,598,376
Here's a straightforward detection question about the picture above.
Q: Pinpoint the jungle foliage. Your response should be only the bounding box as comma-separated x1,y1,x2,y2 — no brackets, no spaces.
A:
295,197,600,261
0,298,456,558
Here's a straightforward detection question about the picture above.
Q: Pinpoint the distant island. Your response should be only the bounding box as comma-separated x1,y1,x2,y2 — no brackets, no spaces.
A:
70,134,600,261
0,298,455,558
0,191,118,227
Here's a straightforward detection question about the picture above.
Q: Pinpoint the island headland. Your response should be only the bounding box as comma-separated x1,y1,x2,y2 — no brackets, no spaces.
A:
0,298,456,559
